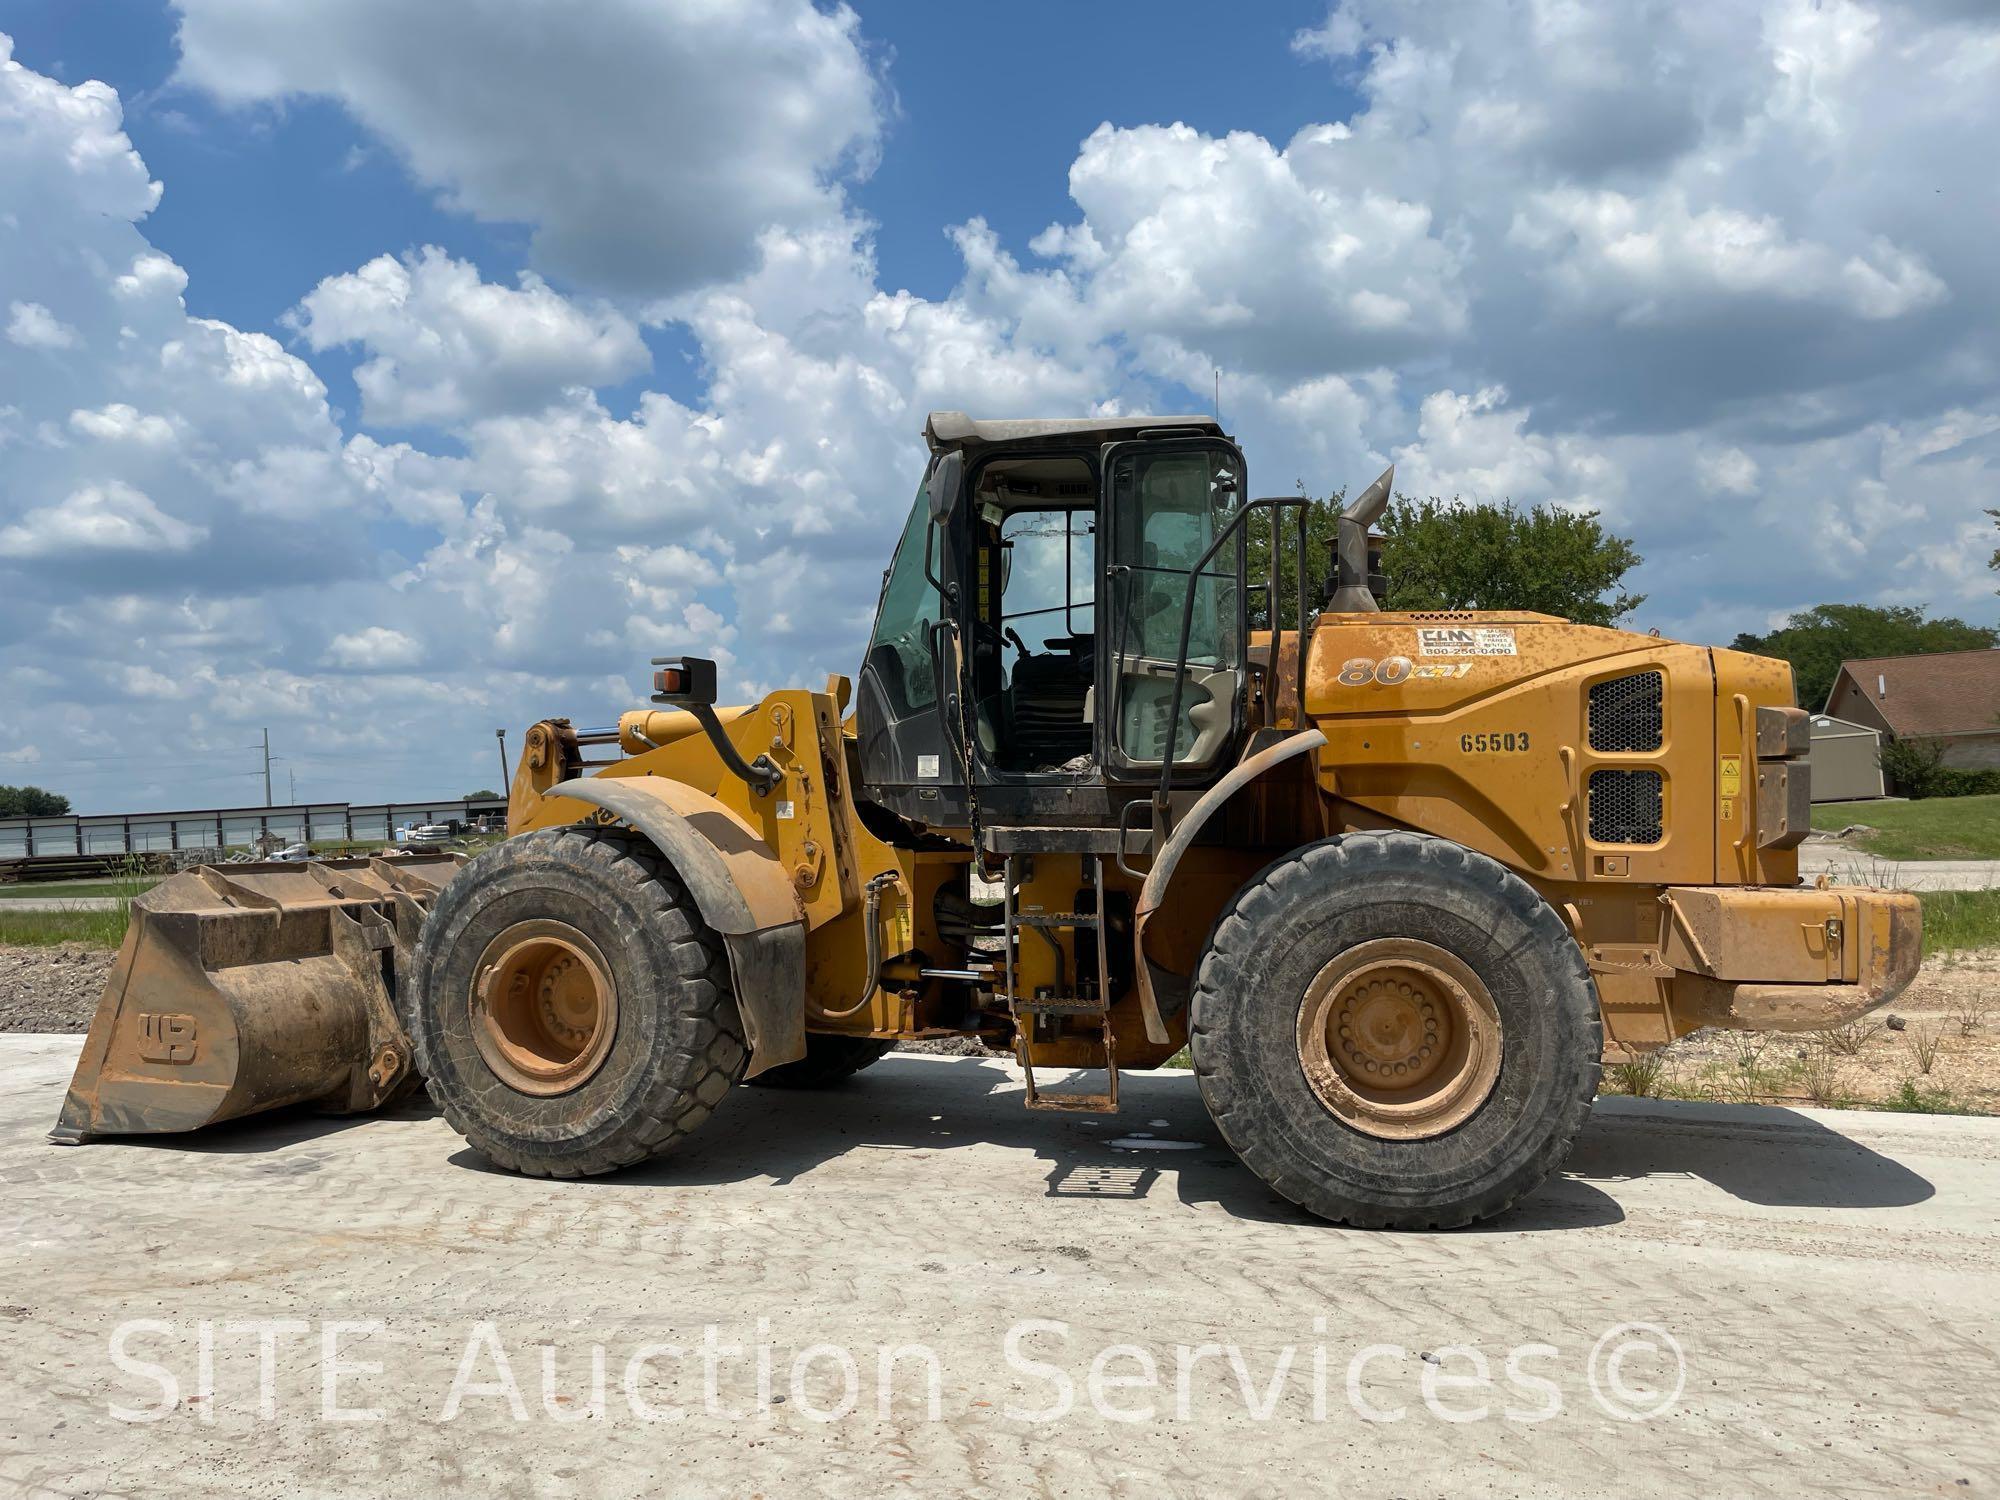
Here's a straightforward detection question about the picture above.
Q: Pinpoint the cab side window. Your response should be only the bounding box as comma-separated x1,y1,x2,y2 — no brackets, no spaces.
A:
864,490,942,718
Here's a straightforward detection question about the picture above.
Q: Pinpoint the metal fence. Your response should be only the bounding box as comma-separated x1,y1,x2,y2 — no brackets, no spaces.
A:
0,798,510,859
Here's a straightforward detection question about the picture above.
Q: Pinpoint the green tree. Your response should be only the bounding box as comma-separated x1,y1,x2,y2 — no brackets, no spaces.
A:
462,789,502,801
0,785,71,817
1246,492,1643,629
1730,603,1999,714
1379,497,1643,625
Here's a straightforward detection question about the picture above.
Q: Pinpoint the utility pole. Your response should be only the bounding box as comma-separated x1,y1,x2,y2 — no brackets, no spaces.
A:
262,728,272,806
496,729,508,790
287,768,296,805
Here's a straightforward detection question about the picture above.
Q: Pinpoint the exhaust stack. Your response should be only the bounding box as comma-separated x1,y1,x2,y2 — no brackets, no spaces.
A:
1328,465,1393,613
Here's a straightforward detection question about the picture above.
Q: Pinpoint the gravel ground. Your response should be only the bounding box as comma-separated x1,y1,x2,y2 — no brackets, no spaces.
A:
0,945,111,1032
896,1036,1008,1057
1646,953,2000,1111
3,1035,1997,1497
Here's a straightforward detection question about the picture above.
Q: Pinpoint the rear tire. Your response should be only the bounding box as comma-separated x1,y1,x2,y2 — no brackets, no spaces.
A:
1190,832,1600,1229
746,1033,896,1089
409,825,747,1177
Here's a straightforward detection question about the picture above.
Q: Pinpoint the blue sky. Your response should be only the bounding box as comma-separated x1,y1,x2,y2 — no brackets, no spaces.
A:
7,1,1348,403
1,0,1995,811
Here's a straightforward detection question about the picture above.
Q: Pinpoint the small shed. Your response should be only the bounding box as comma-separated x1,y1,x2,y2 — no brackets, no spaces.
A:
1807,715,1884,802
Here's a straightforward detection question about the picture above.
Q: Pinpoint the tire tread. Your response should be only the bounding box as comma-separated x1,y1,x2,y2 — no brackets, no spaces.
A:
409,825,747,1178
1190,831,1601,1229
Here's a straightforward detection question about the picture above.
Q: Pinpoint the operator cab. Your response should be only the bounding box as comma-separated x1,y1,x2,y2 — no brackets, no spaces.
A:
853,412,1250,830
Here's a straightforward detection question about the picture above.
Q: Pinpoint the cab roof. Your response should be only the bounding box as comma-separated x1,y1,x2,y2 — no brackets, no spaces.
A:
923,410,1226,454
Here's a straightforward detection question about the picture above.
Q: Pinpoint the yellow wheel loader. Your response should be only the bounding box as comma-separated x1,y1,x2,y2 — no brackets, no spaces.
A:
53,413,1923,1228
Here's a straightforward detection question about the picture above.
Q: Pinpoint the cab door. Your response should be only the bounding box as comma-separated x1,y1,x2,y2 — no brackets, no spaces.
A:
1097,438,1249,781
853,475,972,823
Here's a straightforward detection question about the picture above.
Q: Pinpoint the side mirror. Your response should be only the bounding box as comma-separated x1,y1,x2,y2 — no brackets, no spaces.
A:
648,655,781,794
927,450,963,523
1211,458,1241,511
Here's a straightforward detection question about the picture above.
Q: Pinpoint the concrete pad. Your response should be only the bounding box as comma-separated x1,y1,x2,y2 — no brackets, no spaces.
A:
1,1036,1995,1497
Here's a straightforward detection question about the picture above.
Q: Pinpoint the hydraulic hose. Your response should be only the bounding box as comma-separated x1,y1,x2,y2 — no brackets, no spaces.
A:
810,870,902,1021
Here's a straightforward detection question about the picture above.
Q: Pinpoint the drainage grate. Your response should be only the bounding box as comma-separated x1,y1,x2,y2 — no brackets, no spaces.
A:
1588,769,1664,845
1588,671,1664,753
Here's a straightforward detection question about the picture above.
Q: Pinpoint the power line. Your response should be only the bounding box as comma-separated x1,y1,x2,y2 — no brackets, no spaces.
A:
17,746,266,766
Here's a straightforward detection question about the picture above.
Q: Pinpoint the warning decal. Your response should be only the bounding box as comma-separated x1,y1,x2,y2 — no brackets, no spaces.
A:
1417,626,1517,657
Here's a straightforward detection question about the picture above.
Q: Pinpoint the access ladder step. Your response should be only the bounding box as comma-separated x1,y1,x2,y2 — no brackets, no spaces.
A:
1021,1091,1119,1114
1010,995,1109,1015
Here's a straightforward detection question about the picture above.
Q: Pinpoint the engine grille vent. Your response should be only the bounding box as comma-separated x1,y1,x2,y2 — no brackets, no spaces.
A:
1588,769,1664,846
1588,671,1664,753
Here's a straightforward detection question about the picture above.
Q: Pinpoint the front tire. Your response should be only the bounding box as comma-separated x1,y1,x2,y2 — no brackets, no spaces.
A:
1190,832,1600,1229
409,825,747,1177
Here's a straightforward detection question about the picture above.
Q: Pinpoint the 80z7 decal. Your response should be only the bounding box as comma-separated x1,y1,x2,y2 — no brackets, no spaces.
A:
1334,656,1473,686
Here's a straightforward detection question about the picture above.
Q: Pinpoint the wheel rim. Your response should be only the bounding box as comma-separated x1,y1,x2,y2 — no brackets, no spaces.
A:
1295,937,1502,1140
469,919,618,1096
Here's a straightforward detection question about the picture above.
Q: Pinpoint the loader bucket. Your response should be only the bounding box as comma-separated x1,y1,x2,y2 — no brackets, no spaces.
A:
50,854,464,1144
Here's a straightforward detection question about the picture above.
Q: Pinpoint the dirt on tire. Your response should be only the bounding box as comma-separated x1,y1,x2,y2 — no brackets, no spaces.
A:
1191,831,1603,1230
407,825,748,1178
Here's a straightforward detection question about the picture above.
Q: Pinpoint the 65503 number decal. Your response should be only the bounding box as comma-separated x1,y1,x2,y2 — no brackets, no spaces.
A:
1460,731,1531,754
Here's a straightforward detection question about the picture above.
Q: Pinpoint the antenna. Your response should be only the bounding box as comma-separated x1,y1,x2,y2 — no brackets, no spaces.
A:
1214,368,1222,427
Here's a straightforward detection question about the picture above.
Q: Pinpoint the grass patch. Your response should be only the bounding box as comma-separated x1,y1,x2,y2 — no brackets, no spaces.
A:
1874,1080,1977,1115
1919,889,2000,954
1607,1055,1666,1097
1811,793,2000,860
0,863,149,948
0,907,131,948
0,877,162,901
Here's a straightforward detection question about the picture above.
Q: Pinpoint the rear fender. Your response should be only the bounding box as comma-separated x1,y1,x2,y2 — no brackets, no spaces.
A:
547,777,807,1076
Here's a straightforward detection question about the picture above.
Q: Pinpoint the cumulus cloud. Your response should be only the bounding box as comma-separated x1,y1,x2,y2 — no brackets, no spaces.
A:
325,625,422,670
1389,388,1624,515
69,404,176,446
1038,121,1469,374
291,248,649,427
0,481,205,558
171,0,887,297
3,4,1998,810
7,300,78,349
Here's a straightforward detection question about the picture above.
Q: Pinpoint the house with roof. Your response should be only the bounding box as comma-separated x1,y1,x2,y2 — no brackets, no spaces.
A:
1822,649,2000,773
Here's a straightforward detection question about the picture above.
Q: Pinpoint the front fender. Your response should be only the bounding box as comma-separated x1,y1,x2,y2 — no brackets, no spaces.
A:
1133,729,1328,1042
548,777,807,1077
